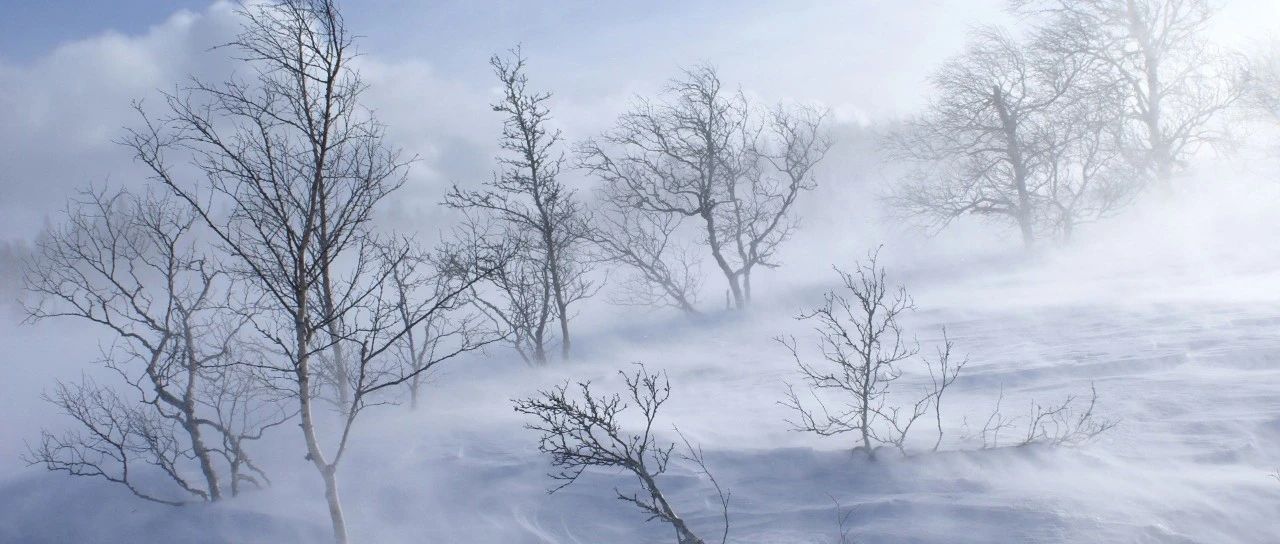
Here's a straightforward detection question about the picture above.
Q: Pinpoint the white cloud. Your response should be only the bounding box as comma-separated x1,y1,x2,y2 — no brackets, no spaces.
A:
3,0,1277,246
0,3,242,240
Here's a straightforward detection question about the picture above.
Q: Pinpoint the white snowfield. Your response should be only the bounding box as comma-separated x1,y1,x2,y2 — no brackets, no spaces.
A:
3,237,1279,544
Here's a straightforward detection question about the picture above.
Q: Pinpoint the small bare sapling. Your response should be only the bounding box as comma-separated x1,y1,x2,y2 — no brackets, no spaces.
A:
779,250,965,458
514,364,729,544
965,383,1117,448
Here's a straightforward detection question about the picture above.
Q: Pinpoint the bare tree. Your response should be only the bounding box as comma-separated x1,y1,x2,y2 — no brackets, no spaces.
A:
1242,43,1280,156
589,205,702,316
514,364,729,544
886,29,1080,249
1036,76,1140,241
23,188,287,505
779,250,926,458
444,218,560,366
446,48,594,364
723,106,831,303
386,244,496,409
925,330,966,452
580,65,828,310
122,2,498,541
1013,0,1243,191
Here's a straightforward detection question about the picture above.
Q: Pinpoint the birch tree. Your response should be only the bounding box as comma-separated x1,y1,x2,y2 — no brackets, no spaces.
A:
24,188,287,504
446,49,594,364
386,243,496,409
123,2,497,541
580,65,828,311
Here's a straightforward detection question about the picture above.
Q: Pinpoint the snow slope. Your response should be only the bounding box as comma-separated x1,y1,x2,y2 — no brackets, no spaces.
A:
3,245,1279,544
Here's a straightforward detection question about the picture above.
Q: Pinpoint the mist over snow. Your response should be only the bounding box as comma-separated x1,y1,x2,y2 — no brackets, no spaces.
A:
2,1,1280,543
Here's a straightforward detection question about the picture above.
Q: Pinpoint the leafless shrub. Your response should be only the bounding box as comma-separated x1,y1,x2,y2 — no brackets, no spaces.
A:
963,385,1017,450
514,364,729,544
965,383,1117,449
779,249,951,458
828,494,856,544
676,429,730,544
781,250,974,458
1016,383,1117,447
926,331,967,452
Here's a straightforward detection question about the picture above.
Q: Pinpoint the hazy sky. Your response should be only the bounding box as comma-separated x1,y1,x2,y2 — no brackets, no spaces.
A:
1,0,1278,241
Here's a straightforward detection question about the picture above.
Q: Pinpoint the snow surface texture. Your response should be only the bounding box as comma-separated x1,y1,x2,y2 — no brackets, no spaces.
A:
3,180,1280,543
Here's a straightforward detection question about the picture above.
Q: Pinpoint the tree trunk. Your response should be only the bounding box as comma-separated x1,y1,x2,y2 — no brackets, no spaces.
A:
179,321,221,500
534,263,555,365
322,466,348,544
229,456,242,497
860,353,873,456
556,299,571,360
300,369,348,544
321,269,351,411
1134,1,1173,193
702,209,744,310
186,419,222,501
992,85,1036,250
406,326,421,410
638,471,705,544
1016,210,1035,250
546,246,571,361
295,297,348,544
1150,129,1173,193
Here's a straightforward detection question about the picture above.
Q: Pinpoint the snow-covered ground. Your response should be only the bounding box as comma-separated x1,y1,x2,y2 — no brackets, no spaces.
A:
3,236,1279,543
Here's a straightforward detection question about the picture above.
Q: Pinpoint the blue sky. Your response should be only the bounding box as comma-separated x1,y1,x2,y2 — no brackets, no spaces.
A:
0,1,211,60
0,1,1004,237
0,1,863,66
